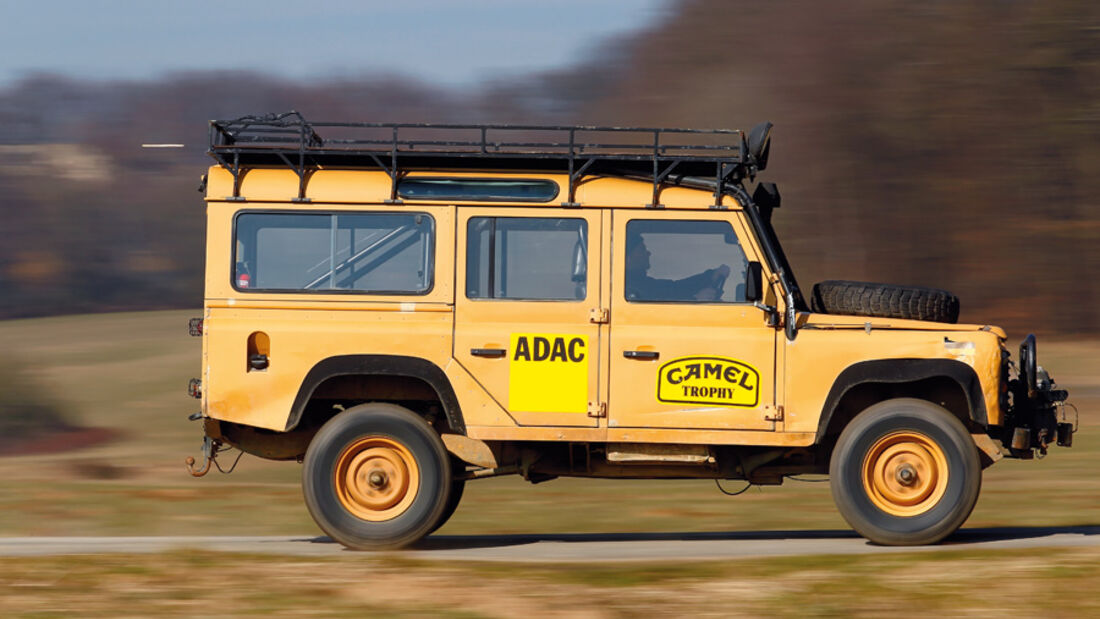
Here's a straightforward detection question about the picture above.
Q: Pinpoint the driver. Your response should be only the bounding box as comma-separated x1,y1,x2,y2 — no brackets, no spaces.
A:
624,234,730,302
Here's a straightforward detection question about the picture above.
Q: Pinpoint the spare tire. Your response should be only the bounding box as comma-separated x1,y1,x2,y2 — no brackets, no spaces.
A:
810,280,960,324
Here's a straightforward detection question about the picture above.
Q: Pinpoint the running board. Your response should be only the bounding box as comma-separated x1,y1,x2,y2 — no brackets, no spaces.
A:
606,443,715,465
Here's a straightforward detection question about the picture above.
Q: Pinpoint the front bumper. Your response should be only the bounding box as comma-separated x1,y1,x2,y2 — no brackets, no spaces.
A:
997,334,1075,458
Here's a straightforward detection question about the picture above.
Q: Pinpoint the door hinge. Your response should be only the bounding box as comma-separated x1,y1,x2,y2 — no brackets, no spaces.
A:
589,307,610,324
764,404,784,423
587,401,607,418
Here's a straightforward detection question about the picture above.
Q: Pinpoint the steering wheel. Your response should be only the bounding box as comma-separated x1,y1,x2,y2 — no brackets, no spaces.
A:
712,270,728,300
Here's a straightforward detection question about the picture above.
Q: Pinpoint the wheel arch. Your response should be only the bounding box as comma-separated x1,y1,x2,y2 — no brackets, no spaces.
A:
815,358,987,445
285,355,466,434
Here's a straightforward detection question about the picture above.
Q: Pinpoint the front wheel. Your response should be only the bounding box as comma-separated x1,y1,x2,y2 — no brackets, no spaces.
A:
302,403,451,550
830,398,981,545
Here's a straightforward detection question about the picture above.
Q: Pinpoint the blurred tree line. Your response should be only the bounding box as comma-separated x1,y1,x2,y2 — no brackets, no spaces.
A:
1,0,1096,338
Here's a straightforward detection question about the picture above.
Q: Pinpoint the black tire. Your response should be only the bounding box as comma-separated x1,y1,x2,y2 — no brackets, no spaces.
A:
810,280,960,323
830,398,981,545
429,475,466,534
302,402,451,550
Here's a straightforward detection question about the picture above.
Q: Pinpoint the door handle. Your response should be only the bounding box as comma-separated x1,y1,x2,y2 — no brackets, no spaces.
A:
623,350,659,360
471,348,507,358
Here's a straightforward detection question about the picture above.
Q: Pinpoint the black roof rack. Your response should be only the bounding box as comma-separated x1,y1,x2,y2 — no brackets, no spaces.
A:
207,111,772,207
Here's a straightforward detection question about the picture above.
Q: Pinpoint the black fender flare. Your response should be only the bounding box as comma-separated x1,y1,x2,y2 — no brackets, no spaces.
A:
285,355,465,434
815,358,987,443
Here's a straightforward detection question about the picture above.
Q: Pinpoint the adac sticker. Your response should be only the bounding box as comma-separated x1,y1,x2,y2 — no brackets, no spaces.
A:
508,333,588,413
656,356,759,408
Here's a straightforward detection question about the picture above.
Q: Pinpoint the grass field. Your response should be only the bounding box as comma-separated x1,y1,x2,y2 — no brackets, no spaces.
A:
2,547,1099,617
0,310,1096,539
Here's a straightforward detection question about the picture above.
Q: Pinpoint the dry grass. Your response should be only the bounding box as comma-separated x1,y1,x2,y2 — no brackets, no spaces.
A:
1,547,1099,617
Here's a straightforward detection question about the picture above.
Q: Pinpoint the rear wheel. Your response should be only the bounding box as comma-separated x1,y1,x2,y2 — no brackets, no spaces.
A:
429,474,466,534
830,398,981,545
302,402,451,550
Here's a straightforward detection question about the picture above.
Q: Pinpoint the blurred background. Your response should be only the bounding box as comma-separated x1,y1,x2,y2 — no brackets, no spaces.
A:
3,0,1098,333
0,0,1095,543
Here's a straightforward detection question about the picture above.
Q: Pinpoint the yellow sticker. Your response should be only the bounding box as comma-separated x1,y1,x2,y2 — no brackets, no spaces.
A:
657,356,759,407
509,333,589,413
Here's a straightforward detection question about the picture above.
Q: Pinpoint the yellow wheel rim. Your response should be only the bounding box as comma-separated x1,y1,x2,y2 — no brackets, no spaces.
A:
861,431,948,517
334,437,420,522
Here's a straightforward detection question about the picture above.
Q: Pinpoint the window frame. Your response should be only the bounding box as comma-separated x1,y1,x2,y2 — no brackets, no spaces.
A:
230,209,436,296
465,215,589,302
622,217,752,306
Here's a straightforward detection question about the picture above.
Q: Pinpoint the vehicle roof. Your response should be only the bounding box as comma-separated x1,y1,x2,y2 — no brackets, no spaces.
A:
204,167,740,210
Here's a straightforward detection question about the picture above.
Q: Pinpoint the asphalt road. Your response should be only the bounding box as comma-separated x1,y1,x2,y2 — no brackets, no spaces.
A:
1,526,1097,562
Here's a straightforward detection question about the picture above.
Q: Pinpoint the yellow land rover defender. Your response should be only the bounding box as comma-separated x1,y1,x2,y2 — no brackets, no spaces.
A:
188,111,1075,549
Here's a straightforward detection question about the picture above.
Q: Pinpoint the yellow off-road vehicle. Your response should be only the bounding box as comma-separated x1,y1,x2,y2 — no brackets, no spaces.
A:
187,111,1075,549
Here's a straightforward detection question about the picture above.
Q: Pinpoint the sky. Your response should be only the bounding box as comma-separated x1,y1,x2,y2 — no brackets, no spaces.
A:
0,0,670,88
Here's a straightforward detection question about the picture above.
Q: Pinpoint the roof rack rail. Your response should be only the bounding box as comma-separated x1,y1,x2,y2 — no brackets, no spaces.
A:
207,111,772,207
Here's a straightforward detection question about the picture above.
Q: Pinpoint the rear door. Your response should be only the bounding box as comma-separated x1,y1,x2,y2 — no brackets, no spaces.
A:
453,208,604,427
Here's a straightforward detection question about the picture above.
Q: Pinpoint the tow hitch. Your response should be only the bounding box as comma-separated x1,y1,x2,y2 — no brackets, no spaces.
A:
185,413,242,476
185,435,219,477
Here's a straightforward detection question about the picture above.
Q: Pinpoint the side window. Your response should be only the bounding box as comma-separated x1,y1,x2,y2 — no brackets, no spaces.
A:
234,212,433,293
466,217,587,300
399,178,559,202
624,219,748,303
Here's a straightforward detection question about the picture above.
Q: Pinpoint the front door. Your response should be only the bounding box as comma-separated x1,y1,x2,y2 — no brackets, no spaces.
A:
607,210,778,431
453,208,604,427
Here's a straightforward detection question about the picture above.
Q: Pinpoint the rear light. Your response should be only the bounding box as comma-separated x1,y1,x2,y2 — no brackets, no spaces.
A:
188,318,203,337
188,378,202,399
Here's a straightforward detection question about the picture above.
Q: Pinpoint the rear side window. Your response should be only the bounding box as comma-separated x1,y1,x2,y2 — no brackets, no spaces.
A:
234,212,433,294
466,217,587,300
399,178,559,202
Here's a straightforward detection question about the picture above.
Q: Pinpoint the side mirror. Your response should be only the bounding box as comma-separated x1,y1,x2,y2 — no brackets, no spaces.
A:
745,261,763,303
